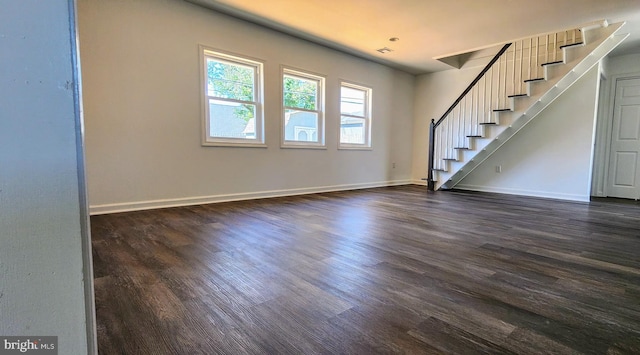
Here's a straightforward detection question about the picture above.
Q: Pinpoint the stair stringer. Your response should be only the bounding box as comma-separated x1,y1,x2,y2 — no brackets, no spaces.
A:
435,22,628,190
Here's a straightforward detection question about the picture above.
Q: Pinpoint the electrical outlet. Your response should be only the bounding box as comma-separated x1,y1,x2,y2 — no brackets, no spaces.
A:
495,165,502,173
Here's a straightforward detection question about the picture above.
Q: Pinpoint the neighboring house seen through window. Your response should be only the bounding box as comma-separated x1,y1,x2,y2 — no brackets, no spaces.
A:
201,47,264,146
282,68,325,148
340,82,372,149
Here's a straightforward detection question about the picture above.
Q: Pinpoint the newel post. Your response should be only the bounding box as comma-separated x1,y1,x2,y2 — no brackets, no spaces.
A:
427,118,436,191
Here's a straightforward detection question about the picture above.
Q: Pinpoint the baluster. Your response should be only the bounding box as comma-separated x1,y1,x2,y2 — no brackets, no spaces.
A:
435,125,440,171
519,40,523,94
442,116,446,161
448,113,453,160
500,54,505,109
502,53,507,108
468,88,473,140
444,114,449,160
452,110,456,157
490,62,498,118
518,40,522,92
553,32,557,62
470,85,474,136
469,85,473,137
457,100,462,148
438,124,444,169
460,98,465,148
494,56,500,110
486,67,491,123
474,82,479,136
464,94,469,145
438,125,442,170
491,62,496,118
445,121,449,167
480,80,484,135
497,55,501,109
433,126,438,170
440,125,445,170
535,36,539,78
474,86,478,134
469,88,474,141
439,125,444,170
471,86,476,138
527,38,531,81
512,41,516,96
454,109,458,156
545,34,549,64
463,94,467,143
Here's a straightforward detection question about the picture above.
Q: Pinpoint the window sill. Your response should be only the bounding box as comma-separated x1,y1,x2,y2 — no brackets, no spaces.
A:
202,141,268,148
281,143,327,150
338,145,372,151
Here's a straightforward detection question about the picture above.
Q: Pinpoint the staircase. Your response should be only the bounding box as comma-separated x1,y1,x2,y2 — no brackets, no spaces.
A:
427,21,629,191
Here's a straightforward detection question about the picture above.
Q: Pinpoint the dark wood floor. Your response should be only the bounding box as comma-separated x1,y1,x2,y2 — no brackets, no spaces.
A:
91,186,640,354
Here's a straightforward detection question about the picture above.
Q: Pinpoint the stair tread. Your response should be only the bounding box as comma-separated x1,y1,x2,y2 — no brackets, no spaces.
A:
560,42,584,49
524,77,545,83
542,60,564,66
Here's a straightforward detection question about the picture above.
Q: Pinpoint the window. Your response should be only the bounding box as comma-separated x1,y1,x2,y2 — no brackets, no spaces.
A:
201,47,264,146
282,68,325,148
340,82,372,149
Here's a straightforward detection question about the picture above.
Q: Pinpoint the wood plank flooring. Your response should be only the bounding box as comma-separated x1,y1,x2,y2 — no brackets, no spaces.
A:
90,186,640,354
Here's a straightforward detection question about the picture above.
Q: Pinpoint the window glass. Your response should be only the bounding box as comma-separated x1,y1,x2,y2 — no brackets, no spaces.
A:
282,69,325,148
339,83,371,148
201,48,264,146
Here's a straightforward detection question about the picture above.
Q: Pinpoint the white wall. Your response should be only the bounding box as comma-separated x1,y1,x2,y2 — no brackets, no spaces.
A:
0,1,95,354
456,65,600,201
78,0,415,214
606,52,640,76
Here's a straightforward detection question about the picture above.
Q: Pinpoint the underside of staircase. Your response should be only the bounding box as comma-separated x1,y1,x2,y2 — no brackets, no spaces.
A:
427,21,629,191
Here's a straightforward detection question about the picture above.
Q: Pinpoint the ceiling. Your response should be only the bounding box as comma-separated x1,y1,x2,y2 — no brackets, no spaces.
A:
186,0,640,75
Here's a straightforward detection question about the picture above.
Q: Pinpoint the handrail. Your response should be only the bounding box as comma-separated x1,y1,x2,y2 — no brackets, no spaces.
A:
427,42,512,191
434,43,512,129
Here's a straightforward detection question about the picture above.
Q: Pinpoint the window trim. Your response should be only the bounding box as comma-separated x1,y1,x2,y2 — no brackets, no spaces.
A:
281,67,326,149
200,46,266,147
339,81,372,150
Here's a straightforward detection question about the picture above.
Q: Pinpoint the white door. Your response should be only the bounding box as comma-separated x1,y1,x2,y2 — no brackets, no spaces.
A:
607,78,640,199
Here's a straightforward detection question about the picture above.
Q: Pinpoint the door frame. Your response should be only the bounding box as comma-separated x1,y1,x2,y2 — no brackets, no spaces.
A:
592,71,640,197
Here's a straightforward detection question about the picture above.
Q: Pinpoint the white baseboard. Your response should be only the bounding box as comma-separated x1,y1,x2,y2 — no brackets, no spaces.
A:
454,184,590,202
411,179,428,186
89,180,413,215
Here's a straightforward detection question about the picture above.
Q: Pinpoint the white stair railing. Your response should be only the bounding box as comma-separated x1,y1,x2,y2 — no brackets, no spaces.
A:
427,28,583,186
